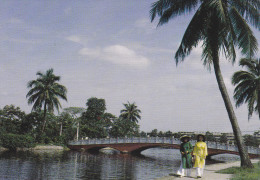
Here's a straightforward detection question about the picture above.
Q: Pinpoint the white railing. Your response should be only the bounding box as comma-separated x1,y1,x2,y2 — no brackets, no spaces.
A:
68,137,260,155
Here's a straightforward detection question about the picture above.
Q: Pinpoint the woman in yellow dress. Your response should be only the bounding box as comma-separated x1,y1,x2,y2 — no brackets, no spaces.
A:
193,134,208,178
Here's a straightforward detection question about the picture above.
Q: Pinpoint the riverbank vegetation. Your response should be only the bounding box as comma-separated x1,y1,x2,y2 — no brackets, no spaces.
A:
1,103,259,151
216,161,260,180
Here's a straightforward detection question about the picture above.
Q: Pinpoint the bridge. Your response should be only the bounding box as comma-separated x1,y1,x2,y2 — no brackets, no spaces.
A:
68,137,260,158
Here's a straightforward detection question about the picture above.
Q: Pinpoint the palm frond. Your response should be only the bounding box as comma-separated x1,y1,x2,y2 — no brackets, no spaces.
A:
229,7,258,58
150,0,200,25
175,4,207,64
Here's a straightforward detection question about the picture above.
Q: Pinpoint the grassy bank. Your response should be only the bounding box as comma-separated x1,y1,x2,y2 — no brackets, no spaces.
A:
216,161,260,180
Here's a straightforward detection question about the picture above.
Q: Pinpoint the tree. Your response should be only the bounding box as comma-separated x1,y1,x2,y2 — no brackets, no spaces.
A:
243,134,259,147
219,134,228,144
232,58,260,119
63,107,85,140
119,102,141,137
158,131,164,137
206,131,216,142
0,105,25,134
26,68,67,133
149,129,158,137
81,97,115,138
140,131,147,137
120,102,141,123
164,130,173,137
150,0,259,167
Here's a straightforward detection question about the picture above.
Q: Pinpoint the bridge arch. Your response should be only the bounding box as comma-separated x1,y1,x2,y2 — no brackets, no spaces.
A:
68,137,259,158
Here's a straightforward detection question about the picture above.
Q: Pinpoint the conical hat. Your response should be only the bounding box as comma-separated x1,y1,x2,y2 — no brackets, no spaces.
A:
180,135,191,142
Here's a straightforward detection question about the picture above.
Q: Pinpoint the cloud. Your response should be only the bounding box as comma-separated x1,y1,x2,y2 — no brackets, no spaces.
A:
79,47,100,58
79,45,150,68
66,35,81,43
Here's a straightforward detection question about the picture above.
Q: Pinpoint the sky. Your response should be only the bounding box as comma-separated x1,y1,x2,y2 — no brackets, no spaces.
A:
0,0,259,134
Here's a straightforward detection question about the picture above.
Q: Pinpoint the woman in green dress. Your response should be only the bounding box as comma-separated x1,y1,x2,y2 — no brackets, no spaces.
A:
176,135,193,177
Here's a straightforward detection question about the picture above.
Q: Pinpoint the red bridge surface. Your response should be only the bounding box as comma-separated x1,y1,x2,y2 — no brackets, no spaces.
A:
68,143,259,158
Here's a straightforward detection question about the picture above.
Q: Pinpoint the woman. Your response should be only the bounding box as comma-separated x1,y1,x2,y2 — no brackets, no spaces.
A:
176,135,193,177
193,134,208,178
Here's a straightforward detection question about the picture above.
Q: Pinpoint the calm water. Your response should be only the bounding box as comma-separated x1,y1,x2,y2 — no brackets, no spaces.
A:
0,148,240,180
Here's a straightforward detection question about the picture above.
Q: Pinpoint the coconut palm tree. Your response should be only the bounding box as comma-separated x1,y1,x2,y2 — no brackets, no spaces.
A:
120,102,141,136
150,0,259,167
232,58,260,119
120,102,141,123
26,68,67,133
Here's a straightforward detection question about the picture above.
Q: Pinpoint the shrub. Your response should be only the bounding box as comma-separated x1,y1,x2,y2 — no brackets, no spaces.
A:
0,133,36,151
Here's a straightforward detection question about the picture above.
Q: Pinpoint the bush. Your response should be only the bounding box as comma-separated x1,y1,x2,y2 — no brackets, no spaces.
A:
0,133,36,151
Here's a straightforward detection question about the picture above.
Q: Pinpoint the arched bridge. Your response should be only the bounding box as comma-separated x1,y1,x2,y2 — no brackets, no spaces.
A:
68,137,259,158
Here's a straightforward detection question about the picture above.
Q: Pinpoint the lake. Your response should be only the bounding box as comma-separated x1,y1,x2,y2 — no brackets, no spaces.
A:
0,148,240,180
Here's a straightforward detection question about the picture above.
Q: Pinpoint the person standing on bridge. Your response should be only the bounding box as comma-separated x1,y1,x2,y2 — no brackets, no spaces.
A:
193,134,208,178
176,135,193,177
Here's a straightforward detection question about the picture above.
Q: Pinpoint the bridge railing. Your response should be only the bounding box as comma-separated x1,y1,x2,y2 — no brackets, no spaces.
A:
68,137,260,155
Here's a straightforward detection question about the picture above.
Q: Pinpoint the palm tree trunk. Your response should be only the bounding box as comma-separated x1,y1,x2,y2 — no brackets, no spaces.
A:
41,102,47,133
76,122,79,141
60,122,63,136
213,54,253,168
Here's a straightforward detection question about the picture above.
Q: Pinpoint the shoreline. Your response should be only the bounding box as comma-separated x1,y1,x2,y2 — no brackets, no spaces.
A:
0,145,67,152
156,159,260,180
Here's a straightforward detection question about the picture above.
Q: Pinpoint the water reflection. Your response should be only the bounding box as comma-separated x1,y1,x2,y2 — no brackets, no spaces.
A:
0,148,240,180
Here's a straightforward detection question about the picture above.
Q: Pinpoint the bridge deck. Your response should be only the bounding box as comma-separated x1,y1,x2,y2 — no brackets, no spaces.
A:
68,137,259,157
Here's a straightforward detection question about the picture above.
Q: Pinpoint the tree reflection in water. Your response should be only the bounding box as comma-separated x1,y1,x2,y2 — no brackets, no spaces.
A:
0,148,240,180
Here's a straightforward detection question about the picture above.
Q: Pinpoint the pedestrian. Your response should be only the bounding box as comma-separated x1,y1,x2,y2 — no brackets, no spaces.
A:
176,135,193,177
193,134,208,178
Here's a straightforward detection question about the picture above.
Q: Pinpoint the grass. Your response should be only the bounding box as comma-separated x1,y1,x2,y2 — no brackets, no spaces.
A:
216,161,260,180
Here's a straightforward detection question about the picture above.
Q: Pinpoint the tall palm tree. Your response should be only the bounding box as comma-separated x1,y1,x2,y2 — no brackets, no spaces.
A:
150,0,259,167
232,58,260,119
120,102,141,137
120,102,141,123
26,68,67,133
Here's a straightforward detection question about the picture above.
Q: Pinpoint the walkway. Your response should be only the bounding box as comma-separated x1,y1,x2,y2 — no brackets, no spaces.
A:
156,159,259,180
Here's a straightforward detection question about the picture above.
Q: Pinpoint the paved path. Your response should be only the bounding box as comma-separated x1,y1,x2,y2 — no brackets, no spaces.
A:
156,159,259,180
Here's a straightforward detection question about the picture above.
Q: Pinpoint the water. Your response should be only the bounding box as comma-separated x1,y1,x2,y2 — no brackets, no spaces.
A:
0,148,240,180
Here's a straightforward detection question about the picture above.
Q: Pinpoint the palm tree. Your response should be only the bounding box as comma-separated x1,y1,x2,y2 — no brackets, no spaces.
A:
26,68,67,133
120,102,141,123
120,102,141,136
232,58,260,120
150,0,259,167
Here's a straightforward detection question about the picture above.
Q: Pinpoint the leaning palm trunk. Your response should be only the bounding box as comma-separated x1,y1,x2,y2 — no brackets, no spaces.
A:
213,54,253,168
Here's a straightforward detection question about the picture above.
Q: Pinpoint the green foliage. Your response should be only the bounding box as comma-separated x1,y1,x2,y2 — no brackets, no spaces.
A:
140,131,147,137
111,102,141,137
217,162,260,180
0,133,36,151
243,134,259,147
206,131,216,142
219,134,228,143
164,131,173,137
26,68,67,132
0,105,25,134
149,129,158,137
81,97,116,138
232,58,260,119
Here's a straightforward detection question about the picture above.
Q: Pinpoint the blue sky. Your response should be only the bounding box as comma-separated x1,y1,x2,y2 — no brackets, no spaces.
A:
0,0,259,133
